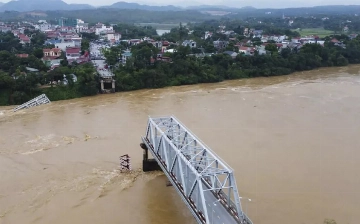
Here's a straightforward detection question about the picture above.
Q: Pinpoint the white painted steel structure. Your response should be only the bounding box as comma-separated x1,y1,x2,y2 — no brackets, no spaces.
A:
13,94,51,112
141,116,253,224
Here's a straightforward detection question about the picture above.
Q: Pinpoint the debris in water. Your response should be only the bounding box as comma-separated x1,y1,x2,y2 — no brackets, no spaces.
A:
84,134,91,141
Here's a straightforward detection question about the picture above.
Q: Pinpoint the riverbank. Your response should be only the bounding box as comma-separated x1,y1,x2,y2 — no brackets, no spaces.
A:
2,35,360,106
1,64,360,107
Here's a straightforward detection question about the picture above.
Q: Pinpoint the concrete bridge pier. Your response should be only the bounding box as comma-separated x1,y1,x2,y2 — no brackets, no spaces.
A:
140,143,161,172
99,77,115,94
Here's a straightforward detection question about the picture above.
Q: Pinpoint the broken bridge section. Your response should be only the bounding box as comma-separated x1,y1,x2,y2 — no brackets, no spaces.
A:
13,94,51,112
141,116,253,224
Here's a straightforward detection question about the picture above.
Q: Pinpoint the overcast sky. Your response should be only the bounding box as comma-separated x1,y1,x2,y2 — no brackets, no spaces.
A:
2,0,360,8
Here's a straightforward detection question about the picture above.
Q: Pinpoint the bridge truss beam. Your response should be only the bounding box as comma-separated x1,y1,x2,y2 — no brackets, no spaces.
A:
142,116,253,224
13,94,51,112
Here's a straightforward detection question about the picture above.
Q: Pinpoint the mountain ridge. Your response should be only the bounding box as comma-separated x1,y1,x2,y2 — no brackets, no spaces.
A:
100,1,181,11
0,0,93,12
0,0,258,12
0,0,359,14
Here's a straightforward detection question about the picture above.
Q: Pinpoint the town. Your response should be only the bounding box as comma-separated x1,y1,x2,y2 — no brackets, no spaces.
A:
0,15,360,105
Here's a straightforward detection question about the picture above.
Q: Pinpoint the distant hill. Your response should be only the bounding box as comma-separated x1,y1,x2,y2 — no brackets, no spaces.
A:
0,0,93,12
0,1,359,16
68,4,94,10
101,1,182,11
186,5,235,10
241,6,257,10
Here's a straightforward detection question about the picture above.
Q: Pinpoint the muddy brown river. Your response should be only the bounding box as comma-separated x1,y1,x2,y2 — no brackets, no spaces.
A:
1,65,360,224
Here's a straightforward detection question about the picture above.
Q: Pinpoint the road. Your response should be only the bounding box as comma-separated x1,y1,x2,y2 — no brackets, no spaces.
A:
92,60,113,77
90,42,114,78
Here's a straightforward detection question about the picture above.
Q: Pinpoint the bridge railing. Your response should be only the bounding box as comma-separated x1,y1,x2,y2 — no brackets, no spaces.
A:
143,116,253,224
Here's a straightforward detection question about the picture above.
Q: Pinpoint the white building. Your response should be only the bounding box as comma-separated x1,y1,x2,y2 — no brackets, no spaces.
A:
55,41,76,51
106,32,121,41
182,40,197,48
76,23,89,33
205,31,213,39
95,24,114,35
35,23,53,32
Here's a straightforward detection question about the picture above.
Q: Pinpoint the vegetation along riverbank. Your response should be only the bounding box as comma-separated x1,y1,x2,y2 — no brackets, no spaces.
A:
1,19,360,106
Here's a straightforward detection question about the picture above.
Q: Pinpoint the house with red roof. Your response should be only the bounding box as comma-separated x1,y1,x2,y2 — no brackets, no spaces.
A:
66,47,81,60
43,48,62,58
18,34,30,45
238,46,250,54
45,31,60,39
42,48,62,67
331,38,340,43
161,41,170,52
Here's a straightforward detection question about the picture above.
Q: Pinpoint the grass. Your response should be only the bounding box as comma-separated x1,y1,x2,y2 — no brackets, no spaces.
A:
292,28,335,38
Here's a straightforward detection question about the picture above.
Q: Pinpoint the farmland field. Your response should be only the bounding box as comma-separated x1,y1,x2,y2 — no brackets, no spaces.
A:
292,28,334,37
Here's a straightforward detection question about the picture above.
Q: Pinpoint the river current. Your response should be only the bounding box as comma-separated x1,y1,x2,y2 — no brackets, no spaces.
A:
1,65,360,224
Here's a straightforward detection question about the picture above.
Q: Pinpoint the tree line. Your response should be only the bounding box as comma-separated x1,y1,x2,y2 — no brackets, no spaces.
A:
112,35,360,92
2,21,360,106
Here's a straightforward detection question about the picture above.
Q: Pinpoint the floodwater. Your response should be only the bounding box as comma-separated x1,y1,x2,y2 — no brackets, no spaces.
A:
1,65,360,224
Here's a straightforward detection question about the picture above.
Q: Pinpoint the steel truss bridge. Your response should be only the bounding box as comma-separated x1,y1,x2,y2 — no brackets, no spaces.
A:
141,116,253,224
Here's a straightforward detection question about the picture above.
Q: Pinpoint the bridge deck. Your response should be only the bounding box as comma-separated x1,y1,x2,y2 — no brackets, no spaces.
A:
142,116,253,224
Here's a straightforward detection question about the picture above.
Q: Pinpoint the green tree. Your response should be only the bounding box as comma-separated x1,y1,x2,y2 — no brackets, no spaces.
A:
131,42,158,69
75,63,98,96
33,48,44,59
265,44,278,55
81,39,90,53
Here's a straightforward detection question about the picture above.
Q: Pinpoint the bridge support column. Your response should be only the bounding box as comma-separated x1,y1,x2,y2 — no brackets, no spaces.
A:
140,143,161,172
111,79,115,93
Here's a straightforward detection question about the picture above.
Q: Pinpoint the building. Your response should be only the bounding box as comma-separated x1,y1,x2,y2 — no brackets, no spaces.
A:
58,17,77,27
205,31,213,39
18,34,30,45
55,41,76,51
223,51,238,59
43,48,62,58
161,41,169,52
35,23,52,32
182,40,196,48
106,32,121,42
0,26,11,33
65,47,81,60
45,39,61,45
76,23,89,33
43,58,62,68
122,50,132,64
213,40,228,49
151,41,162,49
95,23,113,35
